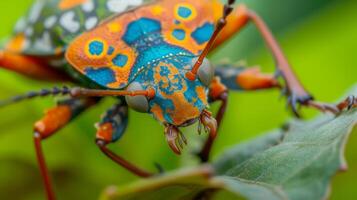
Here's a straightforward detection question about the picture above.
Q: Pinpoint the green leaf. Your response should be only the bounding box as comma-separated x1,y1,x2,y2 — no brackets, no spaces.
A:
100,87,357,200
99,166,219,200
216,110,357,200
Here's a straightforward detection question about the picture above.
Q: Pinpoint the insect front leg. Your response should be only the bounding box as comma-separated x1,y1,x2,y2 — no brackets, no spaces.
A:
197,64,281,162
198,77,228,163
33,97,99,200
0,50,69,81
95,100,154,178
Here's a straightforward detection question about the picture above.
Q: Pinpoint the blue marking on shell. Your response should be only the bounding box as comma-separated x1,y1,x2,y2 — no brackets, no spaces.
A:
112,54,128,67
107,46,115,55
118,17,199,93
122,18,161,45
174,20,181,25
172,29,186,40
158,66,183,95
191,23,214,45
184,78,206,107
89,41,104,55
136,57,208,125
178,6,192,18
85,67,116,86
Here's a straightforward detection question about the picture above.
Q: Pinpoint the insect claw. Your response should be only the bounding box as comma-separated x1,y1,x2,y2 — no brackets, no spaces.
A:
200,110,218,139
325,95,357,114
280,87,288,99
177,135,184,149
180,131,188,145
204,126,210,134
289,102,297,117
170,140,181,155
198,121,202,135
164,125,182,155
346,96,356,110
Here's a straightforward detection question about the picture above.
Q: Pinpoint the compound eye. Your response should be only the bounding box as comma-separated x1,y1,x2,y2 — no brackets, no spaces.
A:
195,57,215,86
125,82,149,113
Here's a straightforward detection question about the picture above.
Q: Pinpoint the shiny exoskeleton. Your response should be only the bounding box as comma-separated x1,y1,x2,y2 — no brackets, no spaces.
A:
1,0,355,199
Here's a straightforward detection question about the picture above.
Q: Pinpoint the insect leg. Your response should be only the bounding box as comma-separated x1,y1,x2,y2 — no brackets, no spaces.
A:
307,96,356,114
0,50,69,81
212,4,313,115
214,63,280,91
198,77,228,163
95,100,154,178
33,97,99,200
198,64,281,162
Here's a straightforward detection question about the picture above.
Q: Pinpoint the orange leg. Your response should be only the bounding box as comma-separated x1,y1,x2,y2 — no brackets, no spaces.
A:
209,4,312,115
95,101,154,177
214,64,280,91
0,50,69,81
33,98,98,200
219,4,357,115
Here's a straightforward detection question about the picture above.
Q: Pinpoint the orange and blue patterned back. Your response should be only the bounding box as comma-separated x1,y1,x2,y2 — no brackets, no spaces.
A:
66,0,222,89
66,0,223,125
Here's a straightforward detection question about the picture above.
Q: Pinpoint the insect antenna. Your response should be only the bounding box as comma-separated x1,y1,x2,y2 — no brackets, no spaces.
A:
186,0,235,81
0,86,71,107
0,86,156,107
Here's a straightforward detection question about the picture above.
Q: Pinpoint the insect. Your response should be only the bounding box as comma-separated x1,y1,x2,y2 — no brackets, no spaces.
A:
0,0,356,199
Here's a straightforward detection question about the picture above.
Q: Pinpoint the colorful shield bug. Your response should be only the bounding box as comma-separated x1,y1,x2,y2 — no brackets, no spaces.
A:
0,0,356,199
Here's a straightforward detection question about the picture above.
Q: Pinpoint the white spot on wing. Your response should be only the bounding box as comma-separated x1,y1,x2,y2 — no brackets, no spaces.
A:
44,16,57,29
29,1,45,23
60,11,80,33
85,17,98,30
25,27,34,37
14,17,27,32
33,32,52,52
82,0,95,12
106,0,143,13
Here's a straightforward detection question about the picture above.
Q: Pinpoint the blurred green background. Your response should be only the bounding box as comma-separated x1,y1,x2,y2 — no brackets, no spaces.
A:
0,0,356,199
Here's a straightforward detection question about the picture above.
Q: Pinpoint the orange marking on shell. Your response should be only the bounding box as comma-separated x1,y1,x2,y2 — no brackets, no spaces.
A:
59,0,88,10
66,11,138,89
151,62,202,125
107,22,121,33
66,0,219,89
196,86,208,105
96,123,114,143
34,105,72,138
6,34,26,53
151,5,164,16
160,0,216,55
214,4,250,48
107,47,137,88
167,93,201,126
236,67,278,90
151,105,165,122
